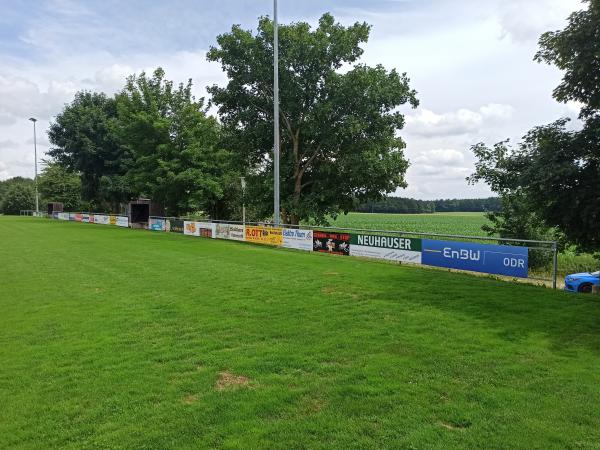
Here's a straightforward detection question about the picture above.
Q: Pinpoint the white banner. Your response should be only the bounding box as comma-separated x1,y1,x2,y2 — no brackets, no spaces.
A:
215,223,245,241
197,222,216,239
82,213,90,223
94,215,109,225
283,228,313,251
59,212,69,221
116,216,129,227
184,221,200,236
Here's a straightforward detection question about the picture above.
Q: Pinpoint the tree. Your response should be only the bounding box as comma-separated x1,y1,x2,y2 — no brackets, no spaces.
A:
115,69,236,217
48,92,128,210
1,183,35,215
207,13,418,224
469,0,600,255
37,163,82,211
0,177,33,205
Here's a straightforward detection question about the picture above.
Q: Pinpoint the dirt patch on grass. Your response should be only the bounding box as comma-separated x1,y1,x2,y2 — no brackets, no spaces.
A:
182,394,199,404
322,286,336,294
215,372,250,391
323,272,339,276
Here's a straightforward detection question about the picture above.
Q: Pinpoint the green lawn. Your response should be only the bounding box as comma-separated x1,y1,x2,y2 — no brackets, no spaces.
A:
1,216,600,449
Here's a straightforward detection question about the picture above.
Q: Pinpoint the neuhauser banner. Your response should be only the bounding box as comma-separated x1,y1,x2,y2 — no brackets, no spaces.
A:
283,228,313,251
215,223,245,241
421,239,529,278
350,234,422,263
245,226,283,246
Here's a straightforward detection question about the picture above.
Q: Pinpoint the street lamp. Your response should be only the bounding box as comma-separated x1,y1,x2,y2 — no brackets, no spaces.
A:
240,177,247,226
29,117,39,216
273,0,280,225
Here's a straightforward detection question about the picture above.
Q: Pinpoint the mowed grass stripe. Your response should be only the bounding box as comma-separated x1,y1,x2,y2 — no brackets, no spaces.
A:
1,217,599,449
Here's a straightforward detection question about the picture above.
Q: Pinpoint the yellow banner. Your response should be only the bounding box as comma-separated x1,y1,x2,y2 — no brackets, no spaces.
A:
109,215,117,225
245,226,283,246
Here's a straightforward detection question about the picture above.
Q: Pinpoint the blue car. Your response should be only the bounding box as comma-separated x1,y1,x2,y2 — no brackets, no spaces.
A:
564,271,599,293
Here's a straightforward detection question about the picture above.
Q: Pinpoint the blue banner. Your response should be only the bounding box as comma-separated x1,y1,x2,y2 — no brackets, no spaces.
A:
422,239,528,278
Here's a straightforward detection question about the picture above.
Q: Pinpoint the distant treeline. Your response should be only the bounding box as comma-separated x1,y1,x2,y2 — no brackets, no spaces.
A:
355,197,501,214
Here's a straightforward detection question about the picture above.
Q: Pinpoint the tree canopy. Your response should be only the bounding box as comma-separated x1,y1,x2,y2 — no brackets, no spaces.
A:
469,0,600,253
208,13,418,224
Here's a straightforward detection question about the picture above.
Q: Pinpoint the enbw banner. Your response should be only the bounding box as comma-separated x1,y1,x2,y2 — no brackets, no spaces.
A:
422,239,528,278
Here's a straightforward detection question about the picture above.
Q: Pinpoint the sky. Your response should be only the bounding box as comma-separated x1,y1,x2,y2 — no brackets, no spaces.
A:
0,0,585,199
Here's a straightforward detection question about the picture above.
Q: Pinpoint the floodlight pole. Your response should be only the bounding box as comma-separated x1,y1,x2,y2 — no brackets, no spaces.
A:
273,0,280,225
29,117,39,215
240,177,246,226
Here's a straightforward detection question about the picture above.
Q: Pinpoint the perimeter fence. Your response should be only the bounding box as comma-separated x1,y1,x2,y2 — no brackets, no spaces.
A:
45,211,559,288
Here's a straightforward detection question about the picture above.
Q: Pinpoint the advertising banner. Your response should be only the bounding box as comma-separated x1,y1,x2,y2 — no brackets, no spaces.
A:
109,215,117,225
116,216,129,227
74,213,83,222
69,213,76,221
184,221,201,236
197,222,216,239
421,239,529,278
245,226,283,246
58,212,69,220
313,231,350,255
149,218,166,231
52,212,59,220
169,219,184,234
215,223,245,241
350,234,422,263
95,215,109,225
89,214,95,224
82,214,90,223
283,228,313,251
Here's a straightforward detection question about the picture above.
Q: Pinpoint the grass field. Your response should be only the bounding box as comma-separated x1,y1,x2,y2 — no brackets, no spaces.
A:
2,217,600,449
329,212,490,236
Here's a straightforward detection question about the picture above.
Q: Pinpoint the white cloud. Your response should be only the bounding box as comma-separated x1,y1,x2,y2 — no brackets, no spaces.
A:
405,103,514,138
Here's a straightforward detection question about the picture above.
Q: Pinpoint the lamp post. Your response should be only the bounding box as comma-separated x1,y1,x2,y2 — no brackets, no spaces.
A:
273,0,280,225
29,117,39,216
240,177,246,226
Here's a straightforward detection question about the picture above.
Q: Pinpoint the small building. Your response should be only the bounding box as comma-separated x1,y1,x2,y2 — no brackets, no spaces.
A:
47,202,64,215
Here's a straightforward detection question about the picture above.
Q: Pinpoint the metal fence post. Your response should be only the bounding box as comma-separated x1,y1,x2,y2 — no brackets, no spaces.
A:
552,242,558,290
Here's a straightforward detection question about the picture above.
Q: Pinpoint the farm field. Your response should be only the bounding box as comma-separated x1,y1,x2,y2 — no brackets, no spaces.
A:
328,212,490,236
328,212,598,279
1,216,600,449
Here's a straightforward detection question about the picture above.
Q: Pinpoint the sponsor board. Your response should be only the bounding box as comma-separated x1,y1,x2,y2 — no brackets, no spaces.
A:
169,219,184,234
421,239,529,278
215,223,245,241
109,215,117,225
89,214,95,224
197,222,216,239
283,228,313,251
82,213,90,223
58,212,69,220
350,234,422,263
94,215,109,225
75,213,83,222
245,226,283,246
149,218,166,231
116,216,129,227
52,212,59,220
313,231,350,255
184,221,200,236
69,213,76,221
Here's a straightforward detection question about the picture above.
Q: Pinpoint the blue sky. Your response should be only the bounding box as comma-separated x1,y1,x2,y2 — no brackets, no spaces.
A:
0,0,584,199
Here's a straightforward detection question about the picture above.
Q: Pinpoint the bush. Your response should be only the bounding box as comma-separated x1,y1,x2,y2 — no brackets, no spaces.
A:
1,184,35,215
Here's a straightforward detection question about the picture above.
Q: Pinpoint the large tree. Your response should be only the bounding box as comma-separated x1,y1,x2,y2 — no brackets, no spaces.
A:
115,69,236,217
469,0,600,254
37,163,82,211
207,13,418,224
48,92,127,210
